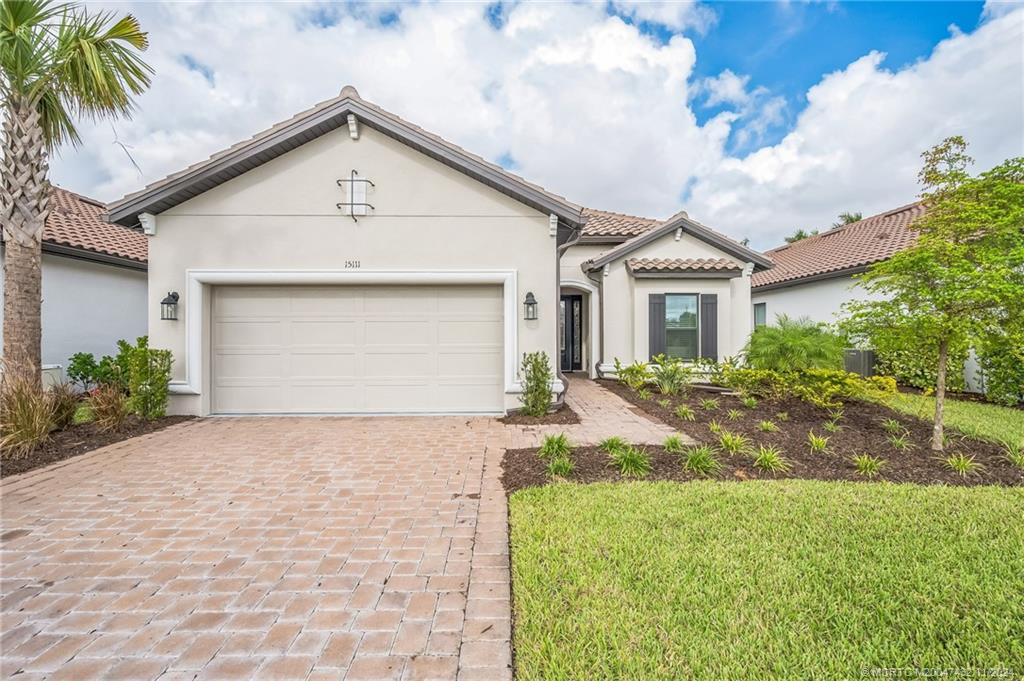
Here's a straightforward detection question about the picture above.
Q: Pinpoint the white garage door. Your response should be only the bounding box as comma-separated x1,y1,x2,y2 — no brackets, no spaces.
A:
211,285,504,414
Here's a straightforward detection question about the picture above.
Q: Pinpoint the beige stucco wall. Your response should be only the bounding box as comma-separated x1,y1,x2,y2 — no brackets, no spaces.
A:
598,231,755,367
147,124,558,414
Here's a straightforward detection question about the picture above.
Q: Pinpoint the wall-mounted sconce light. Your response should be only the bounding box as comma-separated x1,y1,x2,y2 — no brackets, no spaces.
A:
524,292,538,321
160,292,179,321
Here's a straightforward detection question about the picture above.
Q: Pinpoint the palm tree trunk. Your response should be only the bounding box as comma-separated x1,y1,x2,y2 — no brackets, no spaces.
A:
1,96,50,388
931,338,949,451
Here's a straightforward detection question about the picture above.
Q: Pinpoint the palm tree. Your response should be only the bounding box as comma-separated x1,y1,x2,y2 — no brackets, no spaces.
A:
832,211,862,228
1,0,151,385
784,228,819,244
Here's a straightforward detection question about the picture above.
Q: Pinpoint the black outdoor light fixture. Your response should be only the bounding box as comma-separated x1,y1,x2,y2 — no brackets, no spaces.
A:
524,292,538,321
160,292,179,321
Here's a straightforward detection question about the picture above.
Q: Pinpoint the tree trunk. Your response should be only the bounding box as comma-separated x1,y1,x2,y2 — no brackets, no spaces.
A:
931,338,949,451
1,96,50,388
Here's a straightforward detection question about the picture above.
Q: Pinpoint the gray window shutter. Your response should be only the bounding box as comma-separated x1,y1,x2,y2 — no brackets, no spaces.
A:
649,294,666,359
700,294,718,360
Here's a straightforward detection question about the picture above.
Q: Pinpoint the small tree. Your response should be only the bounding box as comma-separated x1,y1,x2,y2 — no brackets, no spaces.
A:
519,351,553,417
832,211,863,228
784,228,819,244
842,137,1024,450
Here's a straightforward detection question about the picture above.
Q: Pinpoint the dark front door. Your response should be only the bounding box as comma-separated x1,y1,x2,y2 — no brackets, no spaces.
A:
560,294,583,372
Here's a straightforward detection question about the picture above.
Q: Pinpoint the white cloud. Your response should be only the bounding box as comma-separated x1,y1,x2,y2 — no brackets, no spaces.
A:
611,0,718,33
701,69,751,107
49,2,1023,251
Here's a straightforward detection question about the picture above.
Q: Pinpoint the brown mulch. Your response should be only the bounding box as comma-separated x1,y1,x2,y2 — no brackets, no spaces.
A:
1,415,194,479
499,403,581,425
500,381,1023,493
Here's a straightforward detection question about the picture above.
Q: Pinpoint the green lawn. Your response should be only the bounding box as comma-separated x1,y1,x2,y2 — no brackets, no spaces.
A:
879,392,1024,445
510,481,1024,680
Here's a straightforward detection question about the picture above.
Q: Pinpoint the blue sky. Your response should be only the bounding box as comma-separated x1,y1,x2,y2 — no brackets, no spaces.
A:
682,1,987,151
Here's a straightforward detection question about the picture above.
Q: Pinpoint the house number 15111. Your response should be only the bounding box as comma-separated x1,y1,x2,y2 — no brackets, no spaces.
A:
345,260,361,269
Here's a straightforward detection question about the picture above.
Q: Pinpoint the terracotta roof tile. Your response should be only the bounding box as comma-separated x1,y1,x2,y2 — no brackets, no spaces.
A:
43,187,147,263
751,202,924,289
581,208,660,238
627,257,743,274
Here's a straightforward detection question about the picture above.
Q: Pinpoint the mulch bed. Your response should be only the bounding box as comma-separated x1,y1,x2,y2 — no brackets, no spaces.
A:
500,381,1023,492
499,403,581,425
1,415,194,479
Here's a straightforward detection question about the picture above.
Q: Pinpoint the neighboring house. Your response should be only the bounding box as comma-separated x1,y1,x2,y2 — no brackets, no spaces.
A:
750,202,982,391
751,202,924,325
0,187,148,379
105,86,769,416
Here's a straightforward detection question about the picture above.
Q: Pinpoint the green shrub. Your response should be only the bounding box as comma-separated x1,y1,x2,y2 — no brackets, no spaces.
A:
977,328,1024,406
758,420,780,433
48,383,80,430
657,398,671,409
520,351,553,417
823,420,840,433
700,397,719,411
663,434,686,454
853,454,885,478
66,352,100,391
682,445,721,477
753,444,790,473
1001,441,1024,469
945,453,982,477
881,418,905,435
866,375,898,394
609,445,651,478
614,358,652,392
539,433,572,460
720,367,787,399
708,420,723,434
873,339,968,393
651,354,692,395
547,455,574,478
126,337,173,420
718,431,750,455
741,396,758,409
726,409,743,422
598,436,628,454
637,388,653,401
0,375,54,457
788,369,870,410
887,433,914,452
743,315,845,371
776,411,790,422
807,432,829,454
674,405,695,421
90,385,129,432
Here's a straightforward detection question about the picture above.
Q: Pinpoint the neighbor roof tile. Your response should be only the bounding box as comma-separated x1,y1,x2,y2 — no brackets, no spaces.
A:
42,187,147,263
751,202,924,289
581,208,660,238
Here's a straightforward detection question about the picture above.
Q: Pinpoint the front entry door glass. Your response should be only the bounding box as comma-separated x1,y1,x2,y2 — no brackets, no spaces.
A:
560,294,583,372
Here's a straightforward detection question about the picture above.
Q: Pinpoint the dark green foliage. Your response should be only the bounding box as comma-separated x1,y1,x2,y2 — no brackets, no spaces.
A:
743,315,845,372
126,336,172,419
520,351,553,417
539,433,572,460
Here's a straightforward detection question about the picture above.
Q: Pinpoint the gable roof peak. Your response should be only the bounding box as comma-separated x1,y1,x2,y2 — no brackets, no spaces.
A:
339,85,360,99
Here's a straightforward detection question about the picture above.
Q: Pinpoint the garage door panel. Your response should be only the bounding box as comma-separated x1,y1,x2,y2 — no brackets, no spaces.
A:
437,320,502,344
216,320,283,346
290,320,358,345
212,285,503,414
363,352,433,377
364,319,433,345
288,352,357,378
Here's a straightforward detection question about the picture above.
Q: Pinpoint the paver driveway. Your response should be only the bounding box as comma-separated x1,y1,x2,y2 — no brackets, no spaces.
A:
1,416,515,681
0,378,672,680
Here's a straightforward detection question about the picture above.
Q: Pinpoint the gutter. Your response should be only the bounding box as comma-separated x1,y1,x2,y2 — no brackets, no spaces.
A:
752,265,868,292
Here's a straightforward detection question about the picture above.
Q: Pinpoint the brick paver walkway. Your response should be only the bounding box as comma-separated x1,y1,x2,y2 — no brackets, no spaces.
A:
0,378,676,680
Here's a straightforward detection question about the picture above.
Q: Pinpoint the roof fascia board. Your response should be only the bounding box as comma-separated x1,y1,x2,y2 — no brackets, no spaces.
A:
108,97,583,227
752,264,868,291
41,242,148,270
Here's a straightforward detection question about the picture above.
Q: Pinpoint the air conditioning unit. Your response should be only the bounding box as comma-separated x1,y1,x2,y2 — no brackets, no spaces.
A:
844,349,876,377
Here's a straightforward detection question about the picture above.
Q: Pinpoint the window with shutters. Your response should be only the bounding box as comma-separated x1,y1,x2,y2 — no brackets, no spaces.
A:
665,294,699,360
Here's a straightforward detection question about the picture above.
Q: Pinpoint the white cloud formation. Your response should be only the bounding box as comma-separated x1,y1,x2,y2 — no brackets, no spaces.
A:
701,69,751,107
49,2,1023,251
610,0,718,33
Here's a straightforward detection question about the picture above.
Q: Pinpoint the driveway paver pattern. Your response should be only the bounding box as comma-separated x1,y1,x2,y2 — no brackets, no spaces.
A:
1,377,674,680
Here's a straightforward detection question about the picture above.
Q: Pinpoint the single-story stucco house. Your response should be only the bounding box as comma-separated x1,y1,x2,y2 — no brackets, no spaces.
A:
104,86,771,416
1,187,148,381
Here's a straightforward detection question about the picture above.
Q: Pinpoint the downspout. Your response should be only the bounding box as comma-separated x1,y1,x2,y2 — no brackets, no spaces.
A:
553,218,583,409
585,263,607,378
